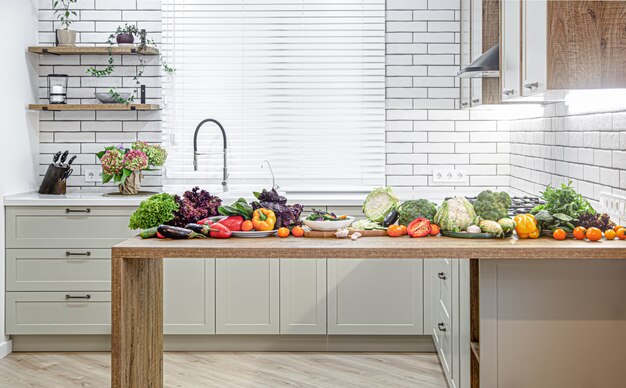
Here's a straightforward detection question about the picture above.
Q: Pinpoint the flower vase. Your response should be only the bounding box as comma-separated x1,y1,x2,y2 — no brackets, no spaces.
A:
118,171,142,195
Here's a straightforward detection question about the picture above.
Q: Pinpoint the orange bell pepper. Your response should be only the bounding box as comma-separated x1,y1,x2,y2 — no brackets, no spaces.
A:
252,208,277,231
514,214,539,239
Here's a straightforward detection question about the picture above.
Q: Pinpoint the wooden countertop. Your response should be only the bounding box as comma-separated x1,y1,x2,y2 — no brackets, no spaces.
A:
112,235,626,260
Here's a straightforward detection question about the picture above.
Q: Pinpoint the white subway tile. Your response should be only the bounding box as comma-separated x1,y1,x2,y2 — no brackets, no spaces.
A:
387,0,427,10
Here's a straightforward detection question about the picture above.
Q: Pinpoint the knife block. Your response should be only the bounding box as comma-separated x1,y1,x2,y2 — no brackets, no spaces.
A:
39,165,67,195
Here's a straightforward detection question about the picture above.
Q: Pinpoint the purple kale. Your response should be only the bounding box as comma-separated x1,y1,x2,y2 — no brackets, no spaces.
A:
169,186,222,227
251,188,303,228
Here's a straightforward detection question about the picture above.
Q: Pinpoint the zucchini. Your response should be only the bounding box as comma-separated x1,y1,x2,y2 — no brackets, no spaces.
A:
139,227,158,239
157,225,206,239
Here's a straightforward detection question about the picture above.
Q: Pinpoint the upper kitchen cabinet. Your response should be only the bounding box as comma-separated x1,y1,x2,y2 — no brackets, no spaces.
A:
501,0,521,101
460,0,472,109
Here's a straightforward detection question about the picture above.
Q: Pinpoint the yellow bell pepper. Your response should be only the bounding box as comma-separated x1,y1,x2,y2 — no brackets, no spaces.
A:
514,214,539,239
252,208,277,231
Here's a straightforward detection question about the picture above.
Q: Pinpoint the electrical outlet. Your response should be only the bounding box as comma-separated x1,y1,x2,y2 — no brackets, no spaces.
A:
600,192,626,224
84,166,102,183
432,169,468,185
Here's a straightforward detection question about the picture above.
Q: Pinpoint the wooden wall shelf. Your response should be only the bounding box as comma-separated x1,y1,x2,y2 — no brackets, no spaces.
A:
28,46,158,55
29,104,160,111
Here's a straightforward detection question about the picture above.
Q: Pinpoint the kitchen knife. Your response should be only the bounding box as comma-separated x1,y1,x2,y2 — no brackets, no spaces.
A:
61,168,73,181
52,151,61,166
67,155,77,166
60,150,69,165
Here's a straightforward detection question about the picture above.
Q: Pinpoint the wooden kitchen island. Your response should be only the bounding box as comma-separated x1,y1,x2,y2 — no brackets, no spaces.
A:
111,236,626,388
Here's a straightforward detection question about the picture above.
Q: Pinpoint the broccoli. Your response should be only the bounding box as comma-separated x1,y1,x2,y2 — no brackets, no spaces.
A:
473,190,511,221
398,199,438,225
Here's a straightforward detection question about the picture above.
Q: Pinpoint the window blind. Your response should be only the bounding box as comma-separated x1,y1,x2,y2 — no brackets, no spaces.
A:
162,0,385,193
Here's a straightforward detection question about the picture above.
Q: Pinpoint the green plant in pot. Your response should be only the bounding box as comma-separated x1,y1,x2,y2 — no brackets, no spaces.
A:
87,24,174,104
54,0,78,46
96,142,168,195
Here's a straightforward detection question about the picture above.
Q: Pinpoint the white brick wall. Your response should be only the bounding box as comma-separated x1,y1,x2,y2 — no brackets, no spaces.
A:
37,0,162,191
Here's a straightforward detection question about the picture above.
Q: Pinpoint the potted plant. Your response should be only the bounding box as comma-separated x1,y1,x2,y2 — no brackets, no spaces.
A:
96,142,167,195
87,26,174,104
54,0,78,46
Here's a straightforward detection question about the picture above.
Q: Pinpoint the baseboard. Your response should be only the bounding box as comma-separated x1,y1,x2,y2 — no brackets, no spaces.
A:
0,339,12,359
12,335,436,353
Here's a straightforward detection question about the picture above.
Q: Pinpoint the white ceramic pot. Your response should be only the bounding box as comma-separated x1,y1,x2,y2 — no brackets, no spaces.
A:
56,29,77,46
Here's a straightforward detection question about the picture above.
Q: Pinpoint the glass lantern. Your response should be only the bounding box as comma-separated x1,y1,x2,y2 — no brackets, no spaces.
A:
47,74,68,104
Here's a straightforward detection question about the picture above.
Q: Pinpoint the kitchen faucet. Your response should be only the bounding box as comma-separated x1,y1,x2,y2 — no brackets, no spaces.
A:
193,118,229,192
261,160,279,191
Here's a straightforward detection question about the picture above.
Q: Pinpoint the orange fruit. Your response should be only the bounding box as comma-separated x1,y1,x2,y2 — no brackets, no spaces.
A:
277,227,290,238
429,224,441,236
387,225,404,237
616,228,626,240
614,225,624,232
291,226,305,238
586,227,602,242
605,229,616,240
241,220,253,231
552,228,567,240
573,226,587,240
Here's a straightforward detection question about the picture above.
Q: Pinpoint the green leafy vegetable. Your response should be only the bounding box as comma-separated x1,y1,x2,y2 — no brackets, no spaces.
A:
351,219,386,230
362,187,400,222
397,199,438,225
128,193,179,230
219,197,253,220
531,180,594,232
473,190,511,221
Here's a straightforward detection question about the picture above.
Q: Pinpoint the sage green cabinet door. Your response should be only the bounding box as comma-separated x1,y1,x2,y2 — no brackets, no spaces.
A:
5,292,111,335
6,249,111,292
6,206,136,248
280,259,326,334
327,259,423,335
164,258,215,335
215,258,279,334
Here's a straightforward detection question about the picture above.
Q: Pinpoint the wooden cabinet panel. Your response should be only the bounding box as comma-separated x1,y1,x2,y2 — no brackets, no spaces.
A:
327,259,423,335
548,1,626,90
164,258,215,335
280,259,326,334
215,258,279,334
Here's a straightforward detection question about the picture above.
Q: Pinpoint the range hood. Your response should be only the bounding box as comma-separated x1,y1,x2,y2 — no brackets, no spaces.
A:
458,44,499,78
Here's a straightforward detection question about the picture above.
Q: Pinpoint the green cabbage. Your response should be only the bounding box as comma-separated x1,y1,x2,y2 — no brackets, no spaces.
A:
434,197,478,232
362,187,400,222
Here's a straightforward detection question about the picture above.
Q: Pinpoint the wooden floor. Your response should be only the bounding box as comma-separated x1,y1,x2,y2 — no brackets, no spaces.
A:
0,352,447,388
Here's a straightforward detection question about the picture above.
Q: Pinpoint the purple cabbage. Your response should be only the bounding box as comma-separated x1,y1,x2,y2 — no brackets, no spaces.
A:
251,188,303,228
169,186,222,227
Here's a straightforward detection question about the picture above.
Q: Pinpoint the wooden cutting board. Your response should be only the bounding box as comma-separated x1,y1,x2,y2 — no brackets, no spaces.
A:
304,229,388,238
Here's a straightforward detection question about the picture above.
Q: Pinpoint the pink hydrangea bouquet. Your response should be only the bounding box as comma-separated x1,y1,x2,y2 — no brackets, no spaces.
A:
96,142,167,194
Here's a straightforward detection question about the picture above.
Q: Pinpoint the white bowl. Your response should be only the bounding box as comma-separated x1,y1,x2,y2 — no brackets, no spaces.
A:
302,216,355,231
95,92,131,103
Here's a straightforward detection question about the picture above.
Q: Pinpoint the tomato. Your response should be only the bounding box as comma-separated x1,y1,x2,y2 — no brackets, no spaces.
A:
573,226,587,240
616,228,626,240
387,225,404,237
291,226,305,237
586,227,602,242
241,220,253,231
399,225,407,235
408,218,431,238
605,229,616,240
429,224,440,236
277,227,290,238
614,225,624,232
552,228,567,241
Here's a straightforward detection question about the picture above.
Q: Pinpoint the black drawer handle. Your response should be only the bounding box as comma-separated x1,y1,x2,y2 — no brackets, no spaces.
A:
437,272,447,280
66,208,91,213
437,322,447,332
65,294,91,300
66,251,91,257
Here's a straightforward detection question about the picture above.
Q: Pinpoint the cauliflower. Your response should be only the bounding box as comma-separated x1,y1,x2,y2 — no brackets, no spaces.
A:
434,197,478,232
397,199,438,225
473,190,511,221
479,219,504,238
497,218,516,236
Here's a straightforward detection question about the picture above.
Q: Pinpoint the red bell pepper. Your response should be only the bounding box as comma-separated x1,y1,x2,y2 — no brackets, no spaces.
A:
407,218,431,238
209,222,232,239
197,218,213,226
218,216,244,232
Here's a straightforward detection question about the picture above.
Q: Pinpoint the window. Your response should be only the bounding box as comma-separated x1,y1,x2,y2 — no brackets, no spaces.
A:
162,0,385,193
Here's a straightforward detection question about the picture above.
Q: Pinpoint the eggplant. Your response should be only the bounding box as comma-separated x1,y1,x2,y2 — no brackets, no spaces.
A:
139,227,158,239
157,225,206,239
185,223,211,236
383,209,399,227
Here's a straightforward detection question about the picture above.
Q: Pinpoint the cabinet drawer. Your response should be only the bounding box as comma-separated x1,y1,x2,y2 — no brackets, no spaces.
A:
436,259,453,319
6,206,136,248
434,305,453,378
6,249,111,292
6,292,111,335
